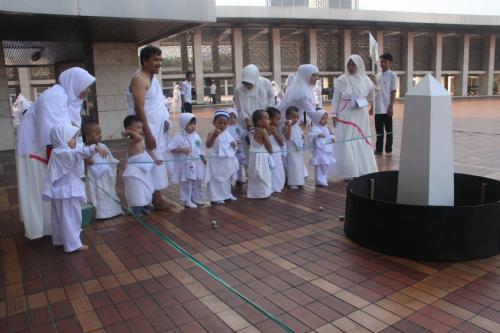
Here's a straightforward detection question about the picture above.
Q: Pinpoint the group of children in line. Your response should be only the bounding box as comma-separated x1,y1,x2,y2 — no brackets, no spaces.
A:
42,106,336,251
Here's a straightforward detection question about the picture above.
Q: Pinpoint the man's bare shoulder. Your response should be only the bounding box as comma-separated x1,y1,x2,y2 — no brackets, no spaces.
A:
130,70,151,91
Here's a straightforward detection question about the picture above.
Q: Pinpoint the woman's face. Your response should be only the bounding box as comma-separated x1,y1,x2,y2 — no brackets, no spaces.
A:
347,60,357,75
79,87,90,99
309,73,319,86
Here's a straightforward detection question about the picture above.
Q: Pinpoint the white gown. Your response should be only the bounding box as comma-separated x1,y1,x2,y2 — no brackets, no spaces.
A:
247,133,272,199
285,123,305,186
122,152,155,207
85,143,123,219
206,131,238,201
309,125,336,186
269,134,285,193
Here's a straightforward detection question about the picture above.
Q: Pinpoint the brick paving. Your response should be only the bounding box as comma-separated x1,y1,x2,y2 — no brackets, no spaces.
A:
1,98,500,332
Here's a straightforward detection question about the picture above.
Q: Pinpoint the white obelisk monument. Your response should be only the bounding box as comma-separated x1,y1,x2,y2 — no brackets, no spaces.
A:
397,74,454,206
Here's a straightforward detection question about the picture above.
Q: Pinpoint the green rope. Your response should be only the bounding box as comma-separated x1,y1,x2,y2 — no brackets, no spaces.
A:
87,178,295,333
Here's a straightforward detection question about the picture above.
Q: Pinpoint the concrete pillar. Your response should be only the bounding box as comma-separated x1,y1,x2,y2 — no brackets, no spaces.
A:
0,47,15,150
272,28,281,84
233,28,243,85
480,34,496,96
92,42,139,140
152,41,163,90
192,29,205,103
455,33,470,96
18,67,33,101
343,30,351,68
434,33,443,81
308,28,318,66
402,32,414,96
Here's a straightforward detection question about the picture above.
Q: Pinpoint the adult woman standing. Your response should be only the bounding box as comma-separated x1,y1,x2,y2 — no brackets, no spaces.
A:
331,55,377,179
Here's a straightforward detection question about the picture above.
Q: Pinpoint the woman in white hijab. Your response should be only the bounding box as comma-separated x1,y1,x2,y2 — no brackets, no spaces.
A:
331,54,377,179
279,64,319,125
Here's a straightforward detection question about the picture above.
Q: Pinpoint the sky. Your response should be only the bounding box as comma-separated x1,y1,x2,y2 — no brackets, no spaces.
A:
215,0,500,16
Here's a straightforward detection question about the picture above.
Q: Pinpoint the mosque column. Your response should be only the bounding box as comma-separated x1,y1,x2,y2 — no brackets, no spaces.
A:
480,34,496,96
18,67,33,100
192,29,205,103
0,47,15,150
402,32,414,96
342,30,351,69
308,28,318,66
434,32,443,82
272,28,281,84
233,28,243,85
455,33,469,96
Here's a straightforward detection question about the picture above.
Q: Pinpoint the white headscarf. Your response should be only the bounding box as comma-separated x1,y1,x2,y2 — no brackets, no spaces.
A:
47,125,81,183
279,64,318,113
50,124,80,148
335,54,373,97
309,109,326,127
59,67,96,126
179,113,195,133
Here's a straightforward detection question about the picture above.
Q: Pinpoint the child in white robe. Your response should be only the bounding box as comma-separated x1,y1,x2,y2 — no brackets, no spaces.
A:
122,115,158,216
266,107,285,193
247,110,273,199
308,110,336,186
206,110,239,204
283,106,305,189
169,113,206,208
227,108,247,184
83,122,123,219
43,125,107,252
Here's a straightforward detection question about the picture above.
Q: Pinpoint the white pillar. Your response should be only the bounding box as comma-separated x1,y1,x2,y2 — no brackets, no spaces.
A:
192,29,205,103
402,32,414,96
233,28,243,85
455,33,470,96
480,34,496,96
343,30,351,68
0,47,15,150
308,28,318,66
398,74,454,206
272,28,281,84
18,67,33,101
434,33,443,82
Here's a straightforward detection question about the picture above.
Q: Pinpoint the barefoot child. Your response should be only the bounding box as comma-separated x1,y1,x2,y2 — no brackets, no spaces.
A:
43,124,107,252
83,122,122,219
308,110,336,186
122,115,159,216
283,106,305,189
227,108,247,184
206,110,238,204
168,113,207,208
266,107,285,193
247,110,273,199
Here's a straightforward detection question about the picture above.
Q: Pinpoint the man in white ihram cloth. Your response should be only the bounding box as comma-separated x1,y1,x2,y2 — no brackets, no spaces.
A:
18,67,96,240
331,54,377,179
127,45,172,210
234,64,274,174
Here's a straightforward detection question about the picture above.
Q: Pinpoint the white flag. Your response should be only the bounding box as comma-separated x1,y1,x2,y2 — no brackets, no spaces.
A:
369,32,379,72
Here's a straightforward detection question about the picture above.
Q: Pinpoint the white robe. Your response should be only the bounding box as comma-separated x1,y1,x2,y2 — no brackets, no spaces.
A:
247,133,272,199
85,143,122,219
206,131,238,202
285,123,305,186
122,152,155,207
269,134,285,193
127,76,170,191
309,125,336,186
168,132,205,183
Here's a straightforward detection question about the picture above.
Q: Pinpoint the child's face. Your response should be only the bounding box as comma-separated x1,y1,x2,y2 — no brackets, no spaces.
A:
257,113,270,129
185,120,197,133
270,113,281,127
380,58,391,72
319,113,328,126
86,125,102,144
229,113,238,125
287,112,300,125
127,121,144,135
214,117,229,131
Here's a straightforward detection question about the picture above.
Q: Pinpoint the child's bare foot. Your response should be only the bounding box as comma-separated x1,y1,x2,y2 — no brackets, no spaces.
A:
75,245,89,252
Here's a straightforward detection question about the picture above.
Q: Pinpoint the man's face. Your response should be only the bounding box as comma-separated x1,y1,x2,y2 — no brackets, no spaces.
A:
143,54,162,74
380,59,391,72
186,74,193,82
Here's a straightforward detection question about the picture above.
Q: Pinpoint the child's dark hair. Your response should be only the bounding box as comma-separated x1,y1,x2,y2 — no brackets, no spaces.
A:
124,115,142,129
380,53,394,62
188,117,196,125
285,106,299,118
82,121,99,144
186,71,193,77
266,106,281,120
140,45,161,66
252,109,266,127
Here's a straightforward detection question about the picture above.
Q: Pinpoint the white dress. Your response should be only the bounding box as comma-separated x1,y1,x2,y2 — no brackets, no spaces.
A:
85,143,123,219
285,123,305,186
168,132,205,184
122,152,155,207
269,134,285,193
206,131,239,201
309,125,336,186
247,133,272,199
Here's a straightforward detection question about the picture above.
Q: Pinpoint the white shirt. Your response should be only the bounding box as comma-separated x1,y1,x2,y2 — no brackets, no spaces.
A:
181,80,192,104
375,70,397,114
209,84,216,95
